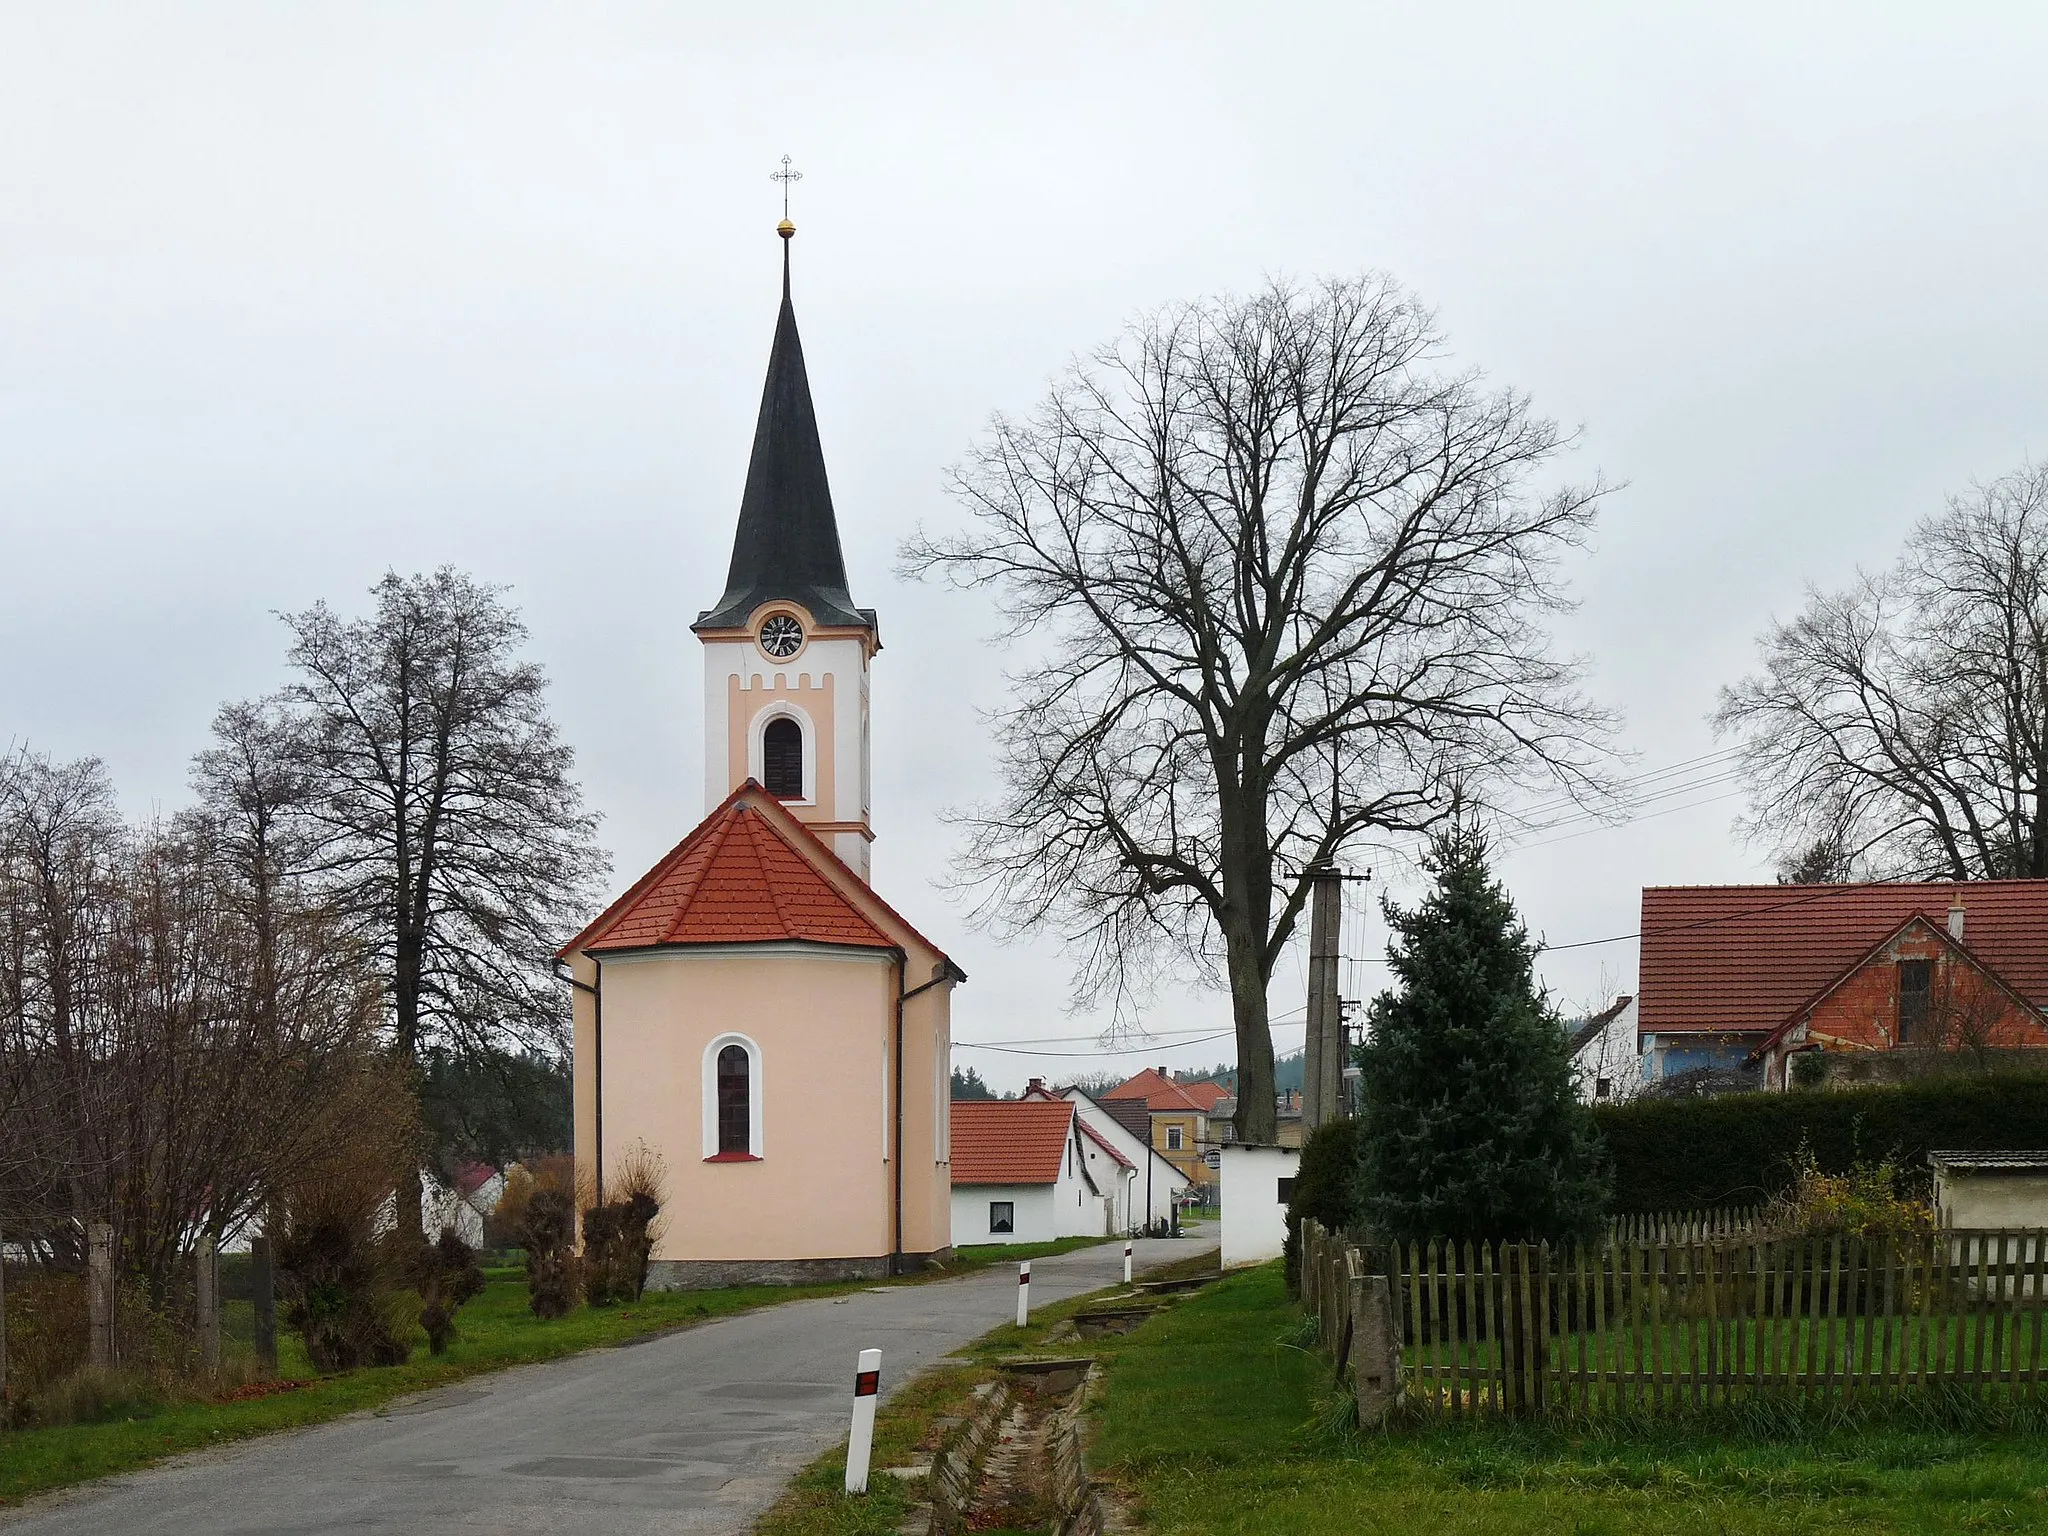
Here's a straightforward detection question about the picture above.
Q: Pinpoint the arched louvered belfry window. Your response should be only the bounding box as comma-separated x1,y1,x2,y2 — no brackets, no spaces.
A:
716,1043,751,1155
762,717,804,799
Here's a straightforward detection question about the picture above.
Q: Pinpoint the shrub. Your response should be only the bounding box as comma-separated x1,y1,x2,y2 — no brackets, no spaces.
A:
1592,1071,2048,1211
20,1364,164,1428
581,1144,665,1306
1283,1117,1366,1294
521,1186,579,1320
488,1152,575,1249
2,1268,89,1405
413,1227,486,1354
273,1208,415,1372
1761,1150,1936,1242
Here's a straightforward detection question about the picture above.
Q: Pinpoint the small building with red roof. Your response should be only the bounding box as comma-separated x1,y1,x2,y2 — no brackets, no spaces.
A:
1636,881,2048,1091
558,230,963,1286
949,1098,1132,1243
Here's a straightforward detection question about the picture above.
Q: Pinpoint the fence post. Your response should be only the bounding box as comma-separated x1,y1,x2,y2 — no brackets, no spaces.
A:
0,1214,9,1411
88,1222,114,1368
1355,1266,1401,1426
251,1234,278,1380
196,1231,220,1375
1501,1243,1535,1416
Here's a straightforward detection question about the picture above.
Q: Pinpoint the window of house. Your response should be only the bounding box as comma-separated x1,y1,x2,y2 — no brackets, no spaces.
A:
717,1043,751,1154
1277,1178,1296,1204
1898,959,1933,1043
989,1201,1014,1235
1166,1125,1184,1151
1595,1077,1612,1100
763,717,804,799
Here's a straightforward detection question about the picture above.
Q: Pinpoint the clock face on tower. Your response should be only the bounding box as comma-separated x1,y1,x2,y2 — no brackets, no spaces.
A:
759,614,804,658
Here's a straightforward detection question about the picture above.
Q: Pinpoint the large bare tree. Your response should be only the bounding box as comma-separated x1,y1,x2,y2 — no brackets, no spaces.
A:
270,569,604,1232
1718,461,2048,882
903,275,1613,1142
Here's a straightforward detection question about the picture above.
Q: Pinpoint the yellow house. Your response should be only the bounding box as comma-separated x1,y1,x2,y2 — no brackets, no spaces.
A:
558,222,963,1287
1100,1069,1230,1194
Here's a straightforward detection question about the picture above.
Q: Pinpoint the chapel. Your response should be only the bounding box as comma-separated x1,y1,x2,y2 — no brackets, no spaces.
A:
557,214,962,1288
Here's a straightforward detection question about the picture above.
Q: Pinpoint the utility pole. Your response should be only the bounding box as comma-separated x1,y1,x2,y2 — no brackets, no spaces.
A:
1302,865,1345,1132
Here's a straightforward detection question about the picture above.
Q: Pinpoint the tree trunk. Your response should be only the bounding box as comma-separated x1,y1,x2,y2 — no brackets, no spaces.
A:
394,922,426,1242
1227,925,1277,1145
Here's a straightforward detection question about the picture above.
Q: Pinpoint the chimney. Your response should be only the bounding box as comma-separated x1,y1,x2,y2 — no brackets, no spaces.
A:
1027,1077,1046,1096
1949,894,1967,941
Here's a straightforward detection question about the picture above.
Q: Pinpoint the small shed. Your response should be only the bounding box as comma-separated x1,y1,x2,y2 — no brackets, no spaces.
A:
1931,1150,2048,1229
1219,1143,1300,1268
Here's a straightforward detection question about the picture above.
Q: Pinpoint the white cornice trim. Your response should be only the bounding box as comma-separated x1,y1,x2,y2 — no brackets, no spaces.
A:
595,941,895,966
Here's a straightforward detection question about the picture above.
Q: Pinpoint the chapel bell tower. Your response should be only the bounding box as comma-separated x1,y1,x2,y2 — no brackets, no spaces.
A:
692,210,878,881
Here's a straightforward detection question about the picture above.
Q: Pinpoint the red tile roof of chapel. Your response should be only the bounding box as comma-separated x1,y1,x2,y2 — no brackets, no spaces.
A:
1638,880,2048,1041
559,783,913,957
949,1098,1075,1186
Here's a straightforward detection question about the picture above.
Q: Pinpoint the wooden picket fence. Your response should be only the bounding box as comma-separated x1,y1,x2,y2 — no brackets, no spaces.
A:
1609,1207,1760,1244
1299,1218,2048,1416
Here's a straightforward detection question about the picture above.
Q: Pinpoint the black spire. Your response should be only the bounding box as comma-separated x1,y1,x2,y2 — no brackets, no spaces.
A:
695,240,870,632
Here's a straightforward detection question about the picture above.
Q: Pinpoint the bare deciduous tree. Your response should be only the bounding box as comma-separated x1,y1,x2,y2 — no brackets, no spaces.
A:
270,569,605,1232
903,275,1613,1142
0,750,400,1297
1718,462,2048,881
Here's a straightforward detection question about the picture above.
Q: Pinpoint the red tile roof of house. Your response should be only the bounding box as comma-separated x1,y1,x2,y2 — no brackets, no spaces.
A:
560,783,940,958
950,1099,1074,1185
1076,1116,1134,1170
1177,1080,1230,1111
1639,880,2048,1041
1100,1068,1209,1113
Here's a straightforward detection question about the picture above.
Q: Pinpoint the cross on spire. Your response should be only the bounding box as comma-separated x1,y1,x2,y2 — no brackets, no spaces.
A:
771,155,802,232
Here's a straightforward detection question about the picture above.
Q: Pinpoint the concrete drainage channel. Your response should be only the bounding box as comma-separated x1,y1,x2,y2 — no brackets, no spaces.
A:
891,1270,1222,1536
911,1359,1106,1536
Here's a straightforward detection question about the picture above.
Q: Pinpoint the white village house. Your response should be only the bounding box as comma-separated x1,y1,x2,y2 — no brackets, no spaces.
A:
948,1098,1134,1244
1568,995,1641,1104
1019,1078,1190,1230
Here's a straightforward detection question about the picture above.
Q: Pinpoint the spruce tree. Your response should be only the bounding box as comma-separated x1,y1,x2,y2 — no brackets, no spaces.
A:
1356,822,1607,1246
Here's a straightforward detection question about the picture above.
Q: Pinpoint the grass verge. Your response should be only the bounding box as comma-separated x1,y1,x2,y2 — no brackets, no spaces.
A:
2,1262,943,1509
1093,1261,2048,1536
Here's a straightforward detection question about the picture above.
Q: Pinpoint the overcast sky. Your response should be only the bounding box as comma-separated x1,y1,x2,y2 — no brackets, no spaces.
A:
4,4,2045,1091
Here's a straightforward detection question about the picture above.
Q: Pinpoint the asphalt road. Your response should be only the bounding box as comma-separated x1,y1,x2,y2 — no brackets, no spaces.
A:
1,1231,1218,1535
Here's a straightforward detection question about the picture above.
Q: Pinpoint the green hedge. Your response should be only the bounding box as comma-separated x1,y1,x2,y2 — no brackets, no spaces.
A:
1593,1073,2048,1212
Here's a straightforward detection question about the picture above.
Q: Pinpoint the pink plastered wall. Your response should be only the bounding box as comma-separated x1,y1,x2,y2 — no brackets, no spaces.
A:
569,944,954,1263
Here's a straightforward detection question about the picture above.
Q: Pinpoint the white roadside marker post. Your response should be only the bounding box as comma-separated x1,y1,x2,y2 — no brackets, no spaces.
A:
1017,1260,1031,1328
845,1348,881,1494
1124,1240,1133,1285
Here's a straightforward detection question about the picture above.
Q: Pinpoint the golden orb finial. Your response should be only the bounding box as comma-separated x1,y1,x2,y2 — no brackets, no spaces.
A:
770,156,803,241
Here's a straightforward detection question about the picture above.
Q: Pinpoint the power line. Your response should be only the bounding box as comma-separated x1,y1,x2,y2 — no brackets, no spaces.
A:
1509,765,1746,842
1533,883,1880,956
956,1030,1239,1058
1510,789,1746,854
1509,748,1743,824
